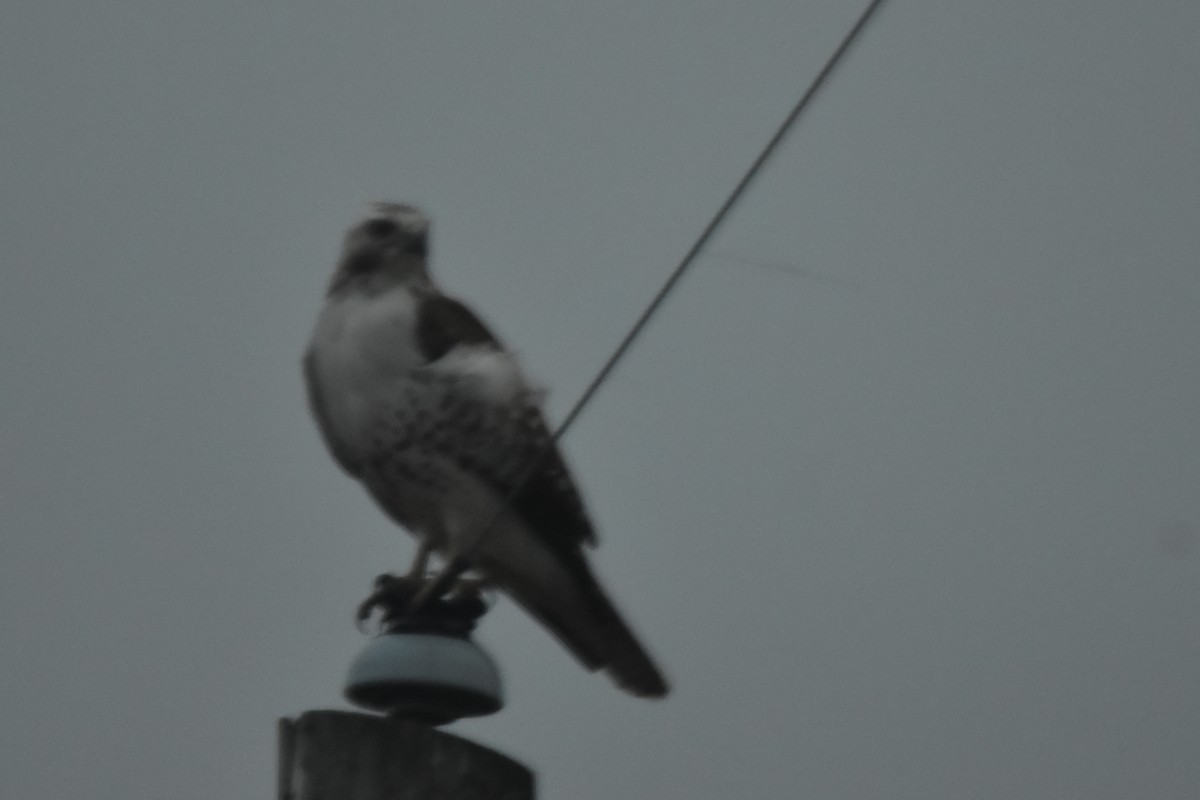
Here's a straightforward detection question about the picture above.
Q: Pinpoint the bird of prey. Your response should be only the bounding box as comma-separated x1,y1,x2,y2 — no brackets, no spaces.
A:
303,202,668,698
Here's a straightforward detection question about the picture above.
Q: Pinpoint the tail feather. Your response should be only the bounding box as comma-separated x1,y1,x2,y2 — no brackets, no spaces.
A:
580,579,670,697
500,559,669,698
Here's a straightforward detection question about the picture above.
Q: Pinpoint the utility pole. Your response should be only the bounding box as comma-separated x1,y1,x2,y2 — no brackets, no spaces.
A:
279,583,534,799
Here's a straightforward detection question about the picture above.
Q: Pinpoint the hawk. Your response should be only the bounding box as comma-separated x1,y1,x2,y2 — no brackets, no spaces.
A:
304,202,668,698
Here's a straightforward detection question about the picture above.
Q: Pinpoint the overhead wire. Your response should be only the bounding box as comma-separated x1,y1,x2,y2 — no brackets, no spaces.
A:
410,0,891,609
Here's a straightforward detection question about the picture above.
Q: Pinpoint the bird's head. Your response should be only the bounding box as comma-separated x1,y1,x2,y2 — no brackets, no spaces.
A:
331,202,432,293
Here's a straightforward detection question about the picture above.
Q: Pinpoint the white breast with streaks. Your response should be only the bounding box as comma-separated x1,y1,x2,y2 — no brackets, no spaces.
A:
307,286,423,460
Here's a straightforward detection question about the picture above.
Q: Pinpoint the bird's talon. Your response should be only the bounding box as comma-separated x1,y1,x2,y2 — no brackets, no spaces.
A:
354,572,430,631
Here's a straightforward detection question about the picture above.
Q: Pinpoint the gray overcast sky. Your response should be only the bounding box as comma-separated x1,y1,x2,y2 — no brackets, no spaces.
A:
2,2,1198,798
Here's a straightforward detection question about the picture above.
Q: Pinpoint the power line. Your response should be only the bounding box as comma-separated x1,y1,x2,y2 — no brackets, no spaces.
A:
409,0,890,609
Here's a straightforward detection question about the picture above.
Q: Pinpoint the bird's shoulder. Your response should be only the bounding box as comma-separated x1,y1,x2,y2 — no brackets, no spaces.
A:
414,291,504,362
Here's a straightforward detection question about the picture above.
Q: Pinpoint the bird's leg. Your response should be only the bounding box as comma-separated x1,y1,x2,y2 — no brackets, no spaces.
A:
408,554,471,613
406,540,432,580
397,558,488,633
448,574,490,599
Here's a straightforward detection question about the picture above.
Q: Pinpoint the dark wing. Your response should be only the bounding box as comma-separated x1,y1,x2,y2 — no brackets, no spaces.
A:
503,403,599,550
416,293,503,360
303,348,362,476
416,293,598,549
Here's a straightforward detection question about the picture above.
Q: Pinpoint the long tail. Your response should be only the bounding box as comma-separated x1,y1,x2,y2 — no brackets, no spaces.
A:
498,556,670,698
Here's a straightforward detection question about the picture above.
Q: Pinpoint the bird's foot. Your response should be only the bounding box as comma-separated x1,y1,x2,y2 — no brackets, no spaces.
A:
355,573,424,633
355,572,489,636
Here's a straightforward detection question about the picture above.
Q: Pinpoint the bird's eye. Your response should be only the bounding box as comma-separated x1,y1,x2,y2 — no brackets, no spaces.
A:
364,218,399,239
